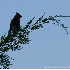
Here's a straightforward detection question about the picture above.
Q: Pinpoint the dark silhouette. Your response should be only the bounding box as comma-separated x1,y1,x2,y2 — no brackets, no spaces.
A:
0,13,69,69
8,12,22,35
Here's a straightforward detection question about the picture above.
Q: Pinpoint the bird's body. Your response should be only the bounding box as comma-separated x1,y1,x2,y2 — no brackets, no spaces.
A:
8,12,22,35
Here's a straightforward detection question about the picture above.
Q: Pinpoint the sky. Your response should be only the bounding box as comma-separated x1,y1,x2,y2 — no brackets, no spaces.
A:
0,0,70,69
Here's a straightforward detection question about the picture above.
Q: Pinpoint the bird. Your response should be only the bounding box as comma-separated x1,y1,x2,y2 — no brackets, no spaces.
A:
8,12,22,35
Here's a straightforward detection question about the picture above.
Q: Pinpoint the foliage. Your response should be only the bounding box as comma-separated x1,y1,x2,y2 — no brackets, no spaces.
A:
0,13,69,68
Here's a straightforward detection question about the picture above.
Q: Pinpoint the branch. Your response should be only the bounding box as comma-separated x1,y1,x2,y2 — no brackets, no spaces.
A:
0,13,69,68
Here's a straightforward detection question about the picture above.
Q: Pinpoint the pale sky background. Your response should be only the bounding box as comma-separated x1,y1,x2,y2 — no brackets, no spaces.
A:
0,0,70,69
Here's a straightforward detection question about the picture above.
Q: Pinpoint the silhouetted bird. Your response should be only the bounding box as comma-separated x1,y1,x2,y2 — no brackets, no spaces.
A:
8,12,22,35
